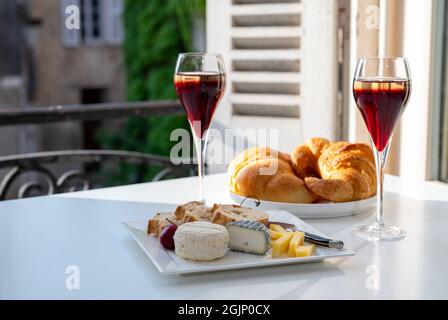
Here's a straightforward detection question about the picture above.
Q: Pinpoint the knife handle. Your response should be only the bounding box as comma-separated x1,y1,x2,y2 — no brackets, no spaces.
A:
304,234,344,249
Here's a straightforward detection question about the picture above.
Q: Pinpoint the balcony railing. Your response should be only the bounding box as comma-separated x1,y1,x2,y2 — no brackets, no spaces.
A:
0,100,183,126
0,100,195,200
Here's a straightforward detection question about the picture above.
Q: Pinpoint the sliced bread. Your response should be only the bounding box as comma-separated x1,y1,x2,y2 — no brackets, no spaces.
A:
174,201,211,222
211,204,269,226
147,212,176,236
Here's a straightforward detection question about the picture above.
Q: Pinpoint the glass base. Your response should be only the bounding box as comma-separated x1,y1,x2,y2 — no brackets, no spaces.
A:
353,223,406,241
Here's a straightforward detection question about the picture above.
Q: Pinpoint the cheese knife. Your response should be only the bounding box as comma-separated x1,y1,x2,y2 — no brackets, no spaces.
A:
267,221,344,249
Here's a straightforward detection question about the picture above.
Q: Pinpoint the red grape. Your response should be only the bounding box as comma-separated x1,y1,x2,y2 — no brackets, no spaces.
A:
159,224,177,250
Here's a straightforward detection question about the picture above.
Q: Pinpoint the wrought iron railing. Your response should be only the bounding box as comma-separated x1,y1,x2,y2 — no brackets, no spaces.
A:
0,100,194,200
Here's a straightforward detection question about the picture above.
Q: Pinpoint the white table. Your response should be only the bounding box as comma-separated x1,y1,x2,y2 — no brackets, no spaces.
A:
0,173,447,299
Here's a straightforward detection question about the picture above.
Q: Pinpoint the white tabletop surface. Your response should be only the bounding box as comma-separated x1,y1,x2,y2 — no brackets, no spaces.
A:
1,173,447,299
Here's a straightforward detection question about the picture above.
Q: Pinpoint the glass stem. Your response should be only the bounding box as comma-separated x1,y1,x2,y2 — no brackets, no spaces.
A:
373,141,391,228
193,134,207,205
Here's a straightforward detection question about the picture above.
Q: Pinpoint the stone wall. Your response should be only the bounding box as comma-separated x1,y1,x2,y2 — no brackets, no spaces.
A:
29,0,126,153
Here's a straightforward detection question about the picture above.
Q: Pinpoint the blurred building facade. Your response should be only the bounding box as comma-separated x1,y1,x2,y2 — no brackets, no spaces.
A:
0,0,25,157
0,0,125,157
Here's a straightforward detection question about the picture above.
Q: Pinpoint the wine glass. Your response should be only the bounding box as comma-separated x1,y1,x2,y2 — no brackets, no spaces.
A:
353,57,411,241
174,53,226,204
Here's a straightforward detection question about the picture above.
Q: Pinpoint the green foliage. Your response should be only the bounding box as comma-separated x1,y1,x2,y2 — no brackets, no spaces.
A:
98,0,205,185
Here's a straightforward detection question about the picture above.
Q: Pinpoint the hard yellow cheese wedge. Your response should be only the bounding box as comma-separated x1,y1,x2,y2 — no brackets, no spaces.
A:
295,244,315,257
271,232,293,257
270,230,284,240
288,231,305,257
269,224,288,233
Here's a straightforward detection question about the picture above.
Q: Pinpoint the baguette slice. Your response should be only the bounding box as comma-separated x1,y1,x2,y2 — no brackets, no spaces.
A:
147,212,176,236
174,201,211,222
211,204,269,226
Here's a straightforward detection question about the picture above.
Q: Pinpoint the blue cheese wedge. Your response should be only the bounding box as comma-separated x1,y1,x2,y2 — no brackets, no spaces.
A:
226,220,270,255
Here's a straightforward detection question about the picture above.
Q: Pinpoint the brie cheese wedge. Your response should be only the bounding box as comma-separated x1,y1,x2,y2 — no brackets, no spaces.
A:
174,222,229,261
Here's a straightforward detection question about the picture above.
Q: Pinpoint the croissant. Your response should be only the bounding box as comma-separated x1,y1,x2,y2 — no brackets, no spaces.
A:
291,138,376,202
227,147,316,204
290,137,330,179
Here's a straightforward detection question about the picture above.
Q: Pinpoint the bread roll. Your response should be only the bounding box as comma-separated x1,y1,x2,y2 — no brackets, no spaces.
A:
227,147,316,204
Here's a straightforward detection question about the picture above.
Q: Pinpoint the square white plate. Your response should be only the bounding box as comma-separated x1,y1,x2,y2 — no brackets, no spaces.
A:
123,210,354,275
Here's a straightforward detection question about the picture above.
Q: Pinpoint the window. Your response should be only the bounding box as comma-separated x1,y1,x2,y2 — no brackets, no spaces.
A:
80,88,107,150
81,0,102,44
439,2,448,182
61,0,124,47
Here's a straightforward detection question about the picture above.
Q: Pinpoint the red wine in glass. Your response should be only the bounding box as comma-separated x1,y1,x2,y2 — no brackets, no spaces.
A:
174,72,226,139
352,57,411,241
174,53,226,205
353,79,411,151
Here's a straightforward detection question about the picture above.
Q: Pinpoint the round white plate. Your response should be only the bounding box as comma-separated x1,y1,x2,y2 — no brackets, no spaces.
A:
229,192,376,219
